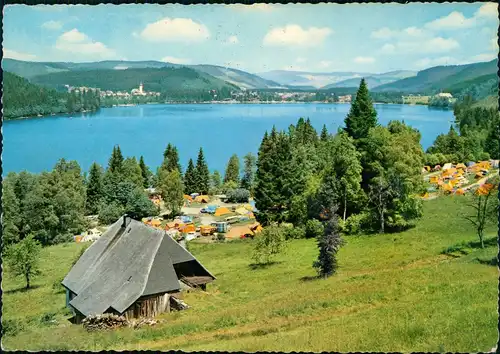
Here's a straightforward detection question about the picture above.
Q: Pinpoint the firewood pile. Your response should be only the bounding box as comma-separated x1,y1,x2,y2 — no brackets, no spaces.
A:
170,296,190,311
82,314,129,331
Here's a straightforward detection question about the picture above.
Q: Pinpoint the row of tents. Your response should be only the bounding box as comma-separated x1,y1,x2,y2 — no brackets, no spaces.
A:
425,160,498,173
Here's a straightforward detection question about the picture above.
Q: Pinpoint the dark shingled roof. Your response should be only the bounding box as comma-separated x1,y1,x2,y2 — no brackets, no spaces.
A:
62,215,215,317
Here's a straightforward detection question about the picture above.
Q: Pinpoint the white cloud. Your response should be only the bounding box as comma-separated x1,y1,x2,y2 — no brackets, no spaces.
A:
354,56,375,64
55,29,116,58
263,25,333,47
139,18,210,43
425,11,475,30
403,27,426,37
296,57,307,63
380,43,396,54
475,3,498,19
470,53,497,62
41,20,63,30
371,27,398,39
225,35,239,45
491,37,498,50
319,60,333,68
399,37,460,54
3,48,37,61
161,56,191,65
59,28,86,43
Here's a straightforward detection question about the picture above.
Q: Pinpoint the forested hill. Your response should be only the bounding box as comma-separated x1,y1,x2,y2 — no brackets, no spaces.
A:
3,72,101,119
374,59,497,94
3,71,68,119
29,67,239,93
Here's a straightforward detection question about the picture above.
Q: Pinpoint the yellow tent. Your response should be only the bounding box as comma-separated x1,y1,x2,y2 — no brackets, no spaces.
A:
430,176,439,184
243,204,254,211
235,207,248,215
442,182,453,191
151,219,162,227
194,195,209,203
183,194,193,202
456,163,466,170
424,166,431,172
475,173,484,179
215,207,232,216
422,193,430,199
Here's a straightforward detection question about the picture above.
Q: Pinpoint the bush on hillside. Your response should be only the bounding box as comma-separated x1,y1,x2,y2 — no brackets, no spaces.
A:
282,225,306,240
226,188,250,203
98,202,125,225
252,225,287,265
305,219,324,239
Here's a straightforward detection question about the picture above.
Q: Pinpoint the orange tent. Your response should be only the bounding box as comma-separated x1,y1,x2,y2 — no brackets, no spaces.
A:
151,219,162,227
179,223,196,233
430,176,439,184
183,194,193,202
456,163,466,170
475,173,484,179
215,207,232,216
195,195,210,203
455,188,465,195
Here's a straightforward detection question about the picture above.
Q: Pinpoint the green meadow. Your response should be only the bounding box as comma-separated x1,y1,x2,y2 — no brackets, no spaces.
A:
2,195,497,352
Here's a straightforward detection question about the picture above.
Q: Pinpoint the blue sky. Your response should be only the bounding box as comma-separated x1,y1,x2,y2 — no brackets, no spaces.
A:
3,3,498,74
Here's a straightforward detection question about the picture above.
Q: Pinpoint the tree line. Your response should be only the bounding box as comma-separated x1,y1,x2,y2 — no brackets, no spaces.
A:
425,95,499,165
3,72,101,120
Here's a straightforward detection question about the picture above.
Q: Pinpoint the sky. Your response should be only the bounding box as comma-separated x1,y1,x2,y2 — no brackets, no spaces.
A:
3,2,498,74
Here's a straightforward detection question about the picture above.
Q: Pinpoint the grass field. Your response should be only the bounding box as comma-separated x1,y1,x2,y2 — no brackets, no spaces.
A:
2,195,498,352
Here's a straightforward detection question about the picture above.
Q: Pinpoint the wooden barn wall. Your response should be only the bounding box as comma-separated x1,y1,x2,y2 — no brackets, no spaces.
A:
123,292,171,319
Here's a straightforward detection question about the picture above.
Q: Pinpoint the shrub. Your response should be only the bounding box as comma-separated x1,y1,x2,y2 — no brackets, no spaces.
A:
282,225,306,240
216,233,226,242
226,188,250,203
252,225,287,265
305,219,324,239
98,202,125,225
342,212,371,235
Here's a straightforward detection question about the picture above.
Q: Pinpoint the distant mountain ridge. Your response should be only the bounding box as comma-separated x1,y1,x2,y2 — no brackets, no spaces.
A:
321,70,417,89
2,58,282,90
373,59,497,93
257,70,374,89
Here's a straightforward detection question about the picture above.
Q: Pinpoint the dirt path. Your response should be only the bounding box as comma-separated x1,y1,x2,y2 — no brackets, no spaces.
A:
461,172,497,191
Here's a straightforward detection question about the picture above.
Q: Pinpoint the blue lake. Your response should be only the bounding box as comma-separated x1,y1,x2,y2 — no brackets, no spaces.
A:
2,103,454,175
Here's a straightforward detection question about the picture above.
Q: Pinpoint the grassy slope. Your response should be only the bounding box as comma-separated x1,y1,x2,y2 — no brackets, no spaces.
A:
2,195,498,352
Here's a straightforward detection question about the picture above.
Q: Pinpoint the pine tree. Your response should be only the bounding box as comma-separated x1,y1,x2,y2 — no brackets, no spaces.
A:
122,157,143,188
210,170,223,195
183,158,197,194
241,153,257,193
344,78,378,140
195,147,210,195
254,130,279,225
320,124,329,141
86,162,104,215
224,154,240,185
162,143,182,173
139,156,151,188
313,204,343,278
108,145,124,174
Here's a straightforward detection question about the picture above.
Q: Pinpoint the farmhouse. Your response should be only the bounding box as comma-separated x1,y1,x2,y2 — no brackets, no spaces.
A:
62,215,215,323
